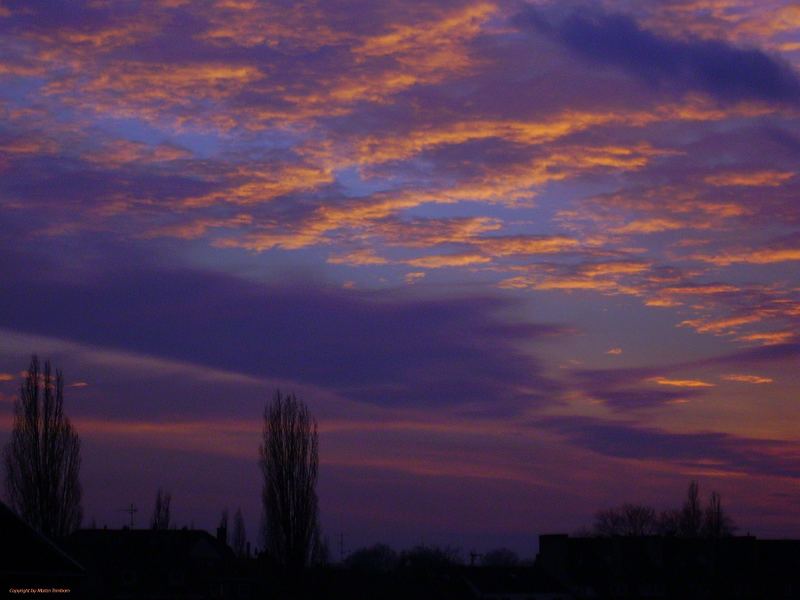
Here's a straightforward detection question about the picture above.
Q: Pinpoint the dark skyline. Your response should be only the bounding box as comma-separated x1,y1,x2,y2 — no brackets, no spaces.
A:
1,0,799,556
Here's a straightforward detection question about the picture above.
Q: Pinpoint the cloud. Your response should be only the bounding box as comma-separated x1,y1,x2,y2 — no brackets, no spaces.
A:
404,272,426,284
524,7,800,104
0,254,567,411
567,364,710,411
589,388,699,411
735,331,795,345
649,376,715,388
692,248,800,265
721,374,773,384
538,416,800,479
405,252,491,269
704,170,795,187
499,261,650,296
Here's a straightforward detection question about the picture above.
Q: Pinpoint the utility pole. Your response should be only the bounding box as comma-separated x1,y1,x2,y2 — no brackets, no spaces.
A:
339,532,345,562
118,503,137,528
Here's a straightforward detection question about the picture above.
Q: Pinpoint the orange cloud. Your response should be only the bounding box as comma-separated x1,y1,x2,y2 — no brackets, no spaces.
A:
693,248,800,265
44,60,266,126
405,253,491,269
735,331,795,345
144,214,253,240
327,249,389,266
0,137,59,155
0,62,45,77
54,23,158,50
499,261,649,297
379,217,503,248
477,235,581,256
354,3,494,59
645,1,800,51
0,373,14,381
605,348,623,355
183,164,334,207
91,63,264,96
679,313,763,334
721,374,773,384
354,96,770,167
580,262,650,277
649,377,715,388
661,284,739,295
201,0,350,50
85,140,191,167
704,170,794,187
611,217,691,234
500,274,641,296
198,2,495,120
355,109,678,165
645,297,683,308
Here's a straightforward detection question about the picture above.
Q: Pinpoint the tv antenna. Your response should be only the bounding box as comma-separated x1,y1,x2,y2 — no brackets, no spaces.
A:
118,503,138,528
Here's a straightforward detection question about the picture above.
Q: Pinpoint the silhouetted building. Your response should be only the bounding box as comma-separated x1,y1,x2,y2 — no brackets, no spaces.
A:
460,565,572,599
537,533,800,599
63,527,257,600
0,500,85,596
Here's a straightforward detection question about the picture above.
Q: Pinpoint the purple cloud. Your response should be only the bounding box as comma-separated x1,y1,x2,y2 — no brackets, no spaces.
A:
521,7,800,104
538,416,800,479
0,235,566,412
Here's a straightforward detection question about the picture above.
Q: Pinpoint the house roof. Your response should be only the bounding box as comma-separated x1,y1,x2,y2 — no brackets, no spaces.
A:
0,500,85,576
64,527,235,569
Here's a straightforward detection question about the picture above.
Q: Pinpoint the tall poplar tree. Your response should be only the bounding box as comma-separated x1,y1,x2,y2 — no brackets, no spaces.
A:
3,355,82,537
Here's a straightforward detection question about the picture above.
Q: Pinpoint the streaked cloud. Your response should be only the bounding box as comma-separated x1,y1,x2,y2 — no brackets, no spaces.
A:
649,377,715,388
525,6,800,103
704,170,795,187
722,374,774,384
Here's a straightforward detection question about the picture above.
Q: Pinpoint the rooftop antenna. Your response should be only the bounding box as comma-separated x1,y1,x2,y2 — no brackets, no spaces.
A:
118,503,137,528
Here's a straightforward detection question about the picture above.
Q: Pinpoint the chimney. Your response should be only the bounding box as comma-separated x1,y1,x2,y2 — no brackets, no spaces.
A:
217,524,228,544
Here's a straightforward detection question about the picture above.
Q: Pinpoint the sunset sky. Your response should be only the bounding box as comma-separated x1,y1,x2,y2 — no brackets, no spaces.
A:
1,0,800,557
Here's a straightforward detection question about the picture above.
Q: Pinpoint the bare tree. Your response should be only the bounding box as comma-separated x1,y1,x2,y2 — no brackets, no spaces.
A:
481,548,520,567
680,480,703,537
346,544,398,571
594,503,657,536
594,506,625,536
3,355,82,537
703,491,735,538
657,508,682,536
260,390,320,570
150,488,172,530
622,504,657,536
218,507,229,543
232,507,247,557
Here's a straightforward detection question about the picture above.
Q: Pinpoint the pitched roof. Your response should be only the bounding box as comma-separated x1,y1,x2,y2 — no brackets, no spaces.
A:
0,500,85,576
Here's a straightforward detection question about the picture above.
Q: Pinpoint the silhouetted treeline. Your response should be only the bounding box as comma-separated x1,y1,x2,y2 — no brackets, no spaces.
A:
590,480,736,538
344,543,526,572
346,544,464,571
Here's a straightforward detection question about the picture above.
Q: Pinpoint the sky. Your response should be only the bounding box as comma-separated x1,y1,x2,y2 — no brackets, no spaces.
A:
0,0,799,558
